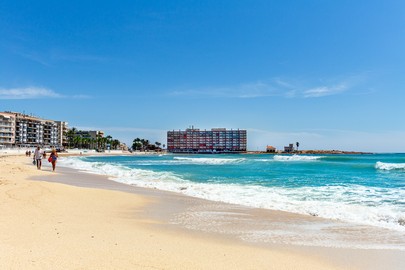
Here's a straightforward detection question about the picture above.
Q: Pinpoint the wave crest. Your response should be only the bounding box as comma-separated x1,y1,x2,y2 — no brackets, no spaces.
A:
375,161,405,171
59,156,405,233
173,157,245,165
273,155,323,161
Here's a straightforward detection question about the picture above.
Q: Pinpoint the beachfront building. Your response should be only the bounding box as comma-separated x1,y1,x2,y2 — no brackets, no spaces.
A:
56,120,69,147
69,130,105,149
74,130,104,141
0,112,16,148
266,145,276,153
0,111,68,148
167,127,247,154
284,143,294,153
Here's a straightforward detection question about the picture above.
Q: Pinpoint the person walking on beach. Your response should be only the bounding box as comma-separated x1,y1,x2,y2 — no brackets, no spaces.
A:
33,146,43,170
49,149,58,172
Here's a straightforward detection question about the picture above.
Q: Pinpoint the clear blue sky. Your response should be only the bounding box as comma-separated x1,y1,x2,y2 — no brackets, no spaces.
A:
1,0,405,152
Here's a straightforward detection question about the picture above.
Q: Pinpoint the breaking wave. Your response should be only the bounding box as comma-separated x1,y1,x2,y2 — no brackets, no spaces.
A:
273,155,323,161
375,162,405,171
59,156,405,233
173,156,245,165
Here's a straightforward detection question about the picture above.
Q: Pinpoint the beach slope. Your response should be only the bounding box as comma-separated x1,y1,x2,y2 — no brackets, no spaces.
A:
0,155,341,269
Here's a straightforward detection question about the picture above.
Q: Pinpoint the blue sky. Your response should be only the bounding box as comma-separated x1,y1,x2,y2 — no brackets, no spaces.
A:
1,0,405,152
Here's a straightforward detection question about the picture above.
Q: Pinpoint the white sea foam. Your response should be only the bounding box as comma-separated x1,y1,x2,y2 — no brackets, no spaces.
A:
375,161,405,171
173,156,245,165
253,159,270,162
273,155,323,161
59,157,405,233
59,157,187,189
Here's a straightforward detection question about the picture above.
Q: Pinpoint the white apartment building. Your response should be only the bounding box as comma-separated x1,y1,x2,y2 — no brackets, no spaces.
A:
0,111,68,148
0,112,16,148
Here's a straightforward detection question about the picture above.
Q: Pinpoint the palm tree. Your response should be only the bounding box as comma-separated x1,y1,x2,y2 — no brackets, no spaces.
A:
155,142,162,151
140,139,146,150
73,136,82,148
83,138,91,149
96,137,104,151
144,139,150,151
90,138,96,150
102,137,108,150
112,139,120,150
140,139,149,151
66,127,77,149
105,135,112,150
132,138,142,151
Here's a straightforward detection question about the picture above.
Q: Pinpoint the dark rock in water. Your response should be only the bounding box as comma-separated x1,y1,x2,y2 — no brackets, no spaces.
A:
309,212,318,217
180,187,187,191
398,218,405,226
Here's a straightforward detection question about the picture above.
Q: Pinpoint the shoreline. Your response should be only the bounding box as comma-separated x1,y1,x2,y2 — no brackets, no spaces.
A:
41,156,405,249
0,148,376,157
56,153,405,241
1,154,404,269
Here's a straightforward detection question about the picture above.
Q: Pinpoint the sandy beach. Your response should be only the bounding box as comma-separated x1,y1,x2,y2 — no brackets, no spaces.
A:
1,153,404,269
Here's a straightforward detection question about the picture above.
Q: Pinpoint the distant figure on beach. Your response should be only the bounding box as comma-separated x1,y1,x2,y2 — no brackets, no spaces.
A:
33,146,43,170
49,149,58,172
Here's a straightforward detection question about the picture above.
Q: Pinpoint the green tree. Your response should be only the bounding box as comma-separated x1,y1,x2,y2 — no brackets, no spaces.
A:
111,139,121,150
105,135,112,150
90,138,96,149
96,137,103,150
73,135,82,148
132,138,142,151
82,137,91,149
66,127,77,149
142,139,149,151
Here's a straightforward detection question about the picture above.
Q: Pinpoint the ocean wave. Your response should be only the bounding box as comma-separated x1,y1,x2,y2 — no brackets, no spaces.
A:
273,155,323,161
173,156,245,165
59,156,405,233
375,162,405,171
320,156,357,162
253,158,273,162
59,157,187,188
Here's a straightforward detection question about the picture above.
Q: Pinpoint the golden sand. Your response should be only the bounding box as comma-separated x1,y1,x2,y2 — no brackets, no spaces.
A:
0,154,344,269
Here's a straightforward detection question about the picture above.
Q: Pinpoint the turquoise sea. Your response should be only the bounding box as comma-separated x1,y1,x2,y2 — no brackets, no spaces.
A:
61,153,405,233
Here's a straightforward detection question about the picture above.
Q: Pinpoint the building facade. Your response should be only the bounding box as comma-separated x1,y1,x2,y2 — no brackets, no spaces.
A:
0,111,68,148
0,112,16,148
167,127,247,154
69,130,105,149
74,130,104,141
56,121,69,147
284,143,294,153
